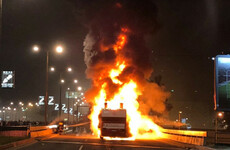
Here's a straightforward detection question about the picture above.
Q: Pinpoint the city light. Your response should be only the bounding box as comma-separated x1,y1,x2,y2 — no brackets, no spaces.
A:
14,108,16,111
56,46,63,53
67,67,72,72
77,86,82,91
50,67,55,72
28,102,33,107
10,102,13,105
218,112,224,117
74,79,78,83
33,46,39,52
61,79,65,83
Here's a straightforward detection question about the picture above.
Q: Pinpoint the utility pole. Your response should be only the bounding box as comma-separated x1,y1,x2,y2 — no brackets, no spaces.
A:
67,90,70,124
178,111,182,130
0,0,2,43
44,51,49,125
59,74,63,122
72,99,75,124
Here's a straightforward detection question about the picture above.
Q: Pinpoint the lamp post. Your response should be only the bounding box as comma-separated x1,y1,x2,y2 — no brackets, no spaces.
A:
67,88,70,124
33,45,63,125
215,111,224,143
59,78,64,121
178,111,182,130
67,80,78,124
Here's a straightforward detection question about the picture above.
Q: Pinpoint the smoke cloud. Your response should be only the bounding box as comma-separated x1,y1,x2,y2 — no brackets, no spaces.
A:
83,0,170,115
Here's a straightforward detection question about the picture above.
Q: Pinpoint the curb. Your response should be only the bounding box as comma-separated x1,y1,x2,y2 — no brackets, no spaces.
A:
195,145,216,150
0,138,36,150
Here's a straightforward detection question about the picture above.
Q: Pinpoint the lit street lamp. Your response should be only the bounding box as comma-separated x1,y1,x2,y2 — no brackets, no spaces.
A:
32,45,63,124
50,67,55,72
67,67,72,72
77,86,82,91
215,111,224,143
178,111,182,130
74,79,78,83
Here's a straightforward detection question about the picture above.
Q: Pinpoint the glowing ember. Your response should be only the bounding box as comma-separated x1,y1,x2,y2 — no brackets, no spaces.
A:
87,27,164,140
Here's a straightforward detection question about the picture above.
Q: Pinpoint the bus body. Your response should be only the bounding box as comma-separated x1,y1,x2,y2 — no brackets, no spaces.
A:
99,109,128,138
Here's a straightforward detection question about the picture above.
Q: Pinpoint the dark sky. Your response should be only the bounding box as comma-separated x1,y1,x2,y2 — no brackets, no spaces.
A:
0,0,230,128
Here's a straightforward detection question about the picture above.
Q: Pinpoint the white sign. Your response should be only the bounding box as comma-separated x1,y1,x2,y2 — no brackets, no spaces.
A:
38,96,55,105
1,71,15,88
54,104,59,110
69,108,73,114
62,104,66,110
48,96,54,105
38,96,44,105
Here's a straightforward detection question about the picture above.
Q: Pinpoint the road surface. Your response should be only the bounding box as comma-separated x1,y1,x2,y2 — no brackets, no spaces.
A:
16,134,196,150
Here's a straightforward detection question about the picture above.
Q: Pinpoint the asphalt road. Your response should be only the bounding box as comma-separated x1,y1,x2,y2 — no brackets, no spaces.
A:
16,134,195,150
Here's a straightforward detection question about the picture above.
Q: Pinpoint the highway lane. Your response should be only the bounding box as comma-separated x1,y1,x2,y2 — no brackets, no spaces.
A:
16,134,194,150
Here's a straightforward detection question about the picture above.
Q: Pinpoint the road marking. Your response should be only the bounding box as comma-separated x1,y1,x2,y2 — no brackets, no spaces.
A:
43,140,183,149
79,145,83,150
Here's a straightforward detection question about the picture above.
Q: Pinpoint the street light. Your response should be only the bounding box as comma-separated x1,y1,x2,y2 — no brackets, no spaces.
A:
67,88,70,124
32,45,63,125
56,46,63,53
77,86,82,91
74,79,78,83
59,78,65,120
50,67,55,72
67,67,72,72
33,46,39,52
217,112,224,117
215,111,224,143
178,111,182,130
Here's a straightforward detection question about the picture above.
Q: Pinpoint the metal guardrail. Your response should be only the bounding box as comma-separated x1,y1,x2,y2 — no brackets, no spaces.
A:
162,128,207,146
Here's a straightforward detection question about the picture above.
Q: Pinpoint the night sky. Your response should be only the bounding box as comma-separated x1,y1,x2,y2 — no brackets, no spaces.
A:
0,0,230,128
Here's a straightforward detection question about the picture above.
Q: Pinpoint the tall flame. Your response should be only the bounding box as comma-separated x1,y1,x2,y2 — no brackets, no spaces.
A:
88,27,163,140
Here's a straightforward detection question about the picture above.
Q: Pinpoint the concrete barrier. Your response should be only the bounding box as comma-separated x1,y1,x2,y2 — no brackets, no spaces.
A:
0,126,29,137
29,126,53,138
162,129,207,146
30,129,53,138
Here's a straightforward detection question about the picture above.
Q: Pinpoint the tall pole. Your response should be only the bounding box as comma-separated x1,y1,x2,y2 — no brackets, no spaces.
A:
67,91,70,124
0,0,2,47
215,113,218,143
76,105,79,123
72,99,75,124
59,75,62,121
44,51,49,125
178,111,182,130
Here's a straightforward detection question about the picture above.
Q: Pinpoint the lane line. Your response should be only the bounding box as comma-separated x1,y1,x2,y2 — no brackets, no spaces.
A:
79,145,83,150
43,140,184,150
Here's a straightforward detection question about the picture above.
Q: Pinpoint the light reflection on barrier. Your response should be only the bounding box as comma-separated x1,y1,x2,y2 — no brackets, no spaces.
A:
162,128,207,146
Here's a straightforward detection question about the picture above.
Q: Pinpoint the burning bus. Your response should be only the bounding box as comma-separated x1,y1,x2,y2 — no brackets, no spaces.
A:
83,1,170,140
98,102,130,139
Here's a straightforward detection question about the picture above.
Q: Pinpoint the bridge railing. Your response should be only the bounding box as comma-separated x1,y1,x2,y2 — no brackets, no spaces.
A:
162,128,207,146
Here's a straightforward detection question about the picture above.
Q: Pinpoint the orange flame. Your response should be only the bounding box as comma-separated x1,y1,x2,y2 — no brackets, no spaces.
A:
89,27,163,140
